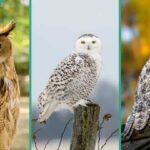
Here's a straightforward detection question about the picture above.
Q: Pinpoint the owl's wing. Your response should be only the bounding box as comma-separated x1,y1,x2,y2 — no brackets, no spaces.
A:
37,53,85,122
122,59,150,139
137,59,150,110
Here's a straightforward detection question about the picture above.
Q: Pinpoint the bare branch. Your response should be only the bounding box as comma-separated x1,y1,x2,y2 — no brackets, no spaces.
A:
101,128,118,150
32,124,46,150
98,113,112,150
33,133,39,150
98,118,105,150
43,137,52,150
57,117,73,150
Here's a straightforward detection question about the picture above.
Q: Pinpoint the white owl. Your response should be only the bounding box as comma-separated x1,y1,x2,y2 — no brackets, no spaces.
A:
122,58,150,139
37,34,102,123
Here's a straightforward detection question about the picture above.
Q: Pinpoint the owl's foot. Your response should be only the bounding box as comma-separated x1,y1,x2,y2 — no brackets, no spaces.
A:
86,99,94,104
73,99,91,108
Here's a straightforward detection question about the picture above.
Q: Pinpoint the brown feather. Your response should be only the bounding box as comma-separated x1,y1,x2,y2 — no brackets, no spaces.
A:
0,21,16,36
0,21,19,150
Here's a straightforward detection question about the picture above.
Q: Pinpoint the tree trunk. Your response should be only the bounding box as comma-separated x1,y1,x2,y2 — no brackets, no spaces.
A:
122,124,150,150
70,102,100,150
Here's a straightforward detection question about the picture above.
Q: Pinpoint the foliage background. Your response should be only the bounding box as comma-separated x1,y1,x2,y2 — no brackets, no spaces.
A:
122,0,150,123
0,0,29,149
0,0,29,56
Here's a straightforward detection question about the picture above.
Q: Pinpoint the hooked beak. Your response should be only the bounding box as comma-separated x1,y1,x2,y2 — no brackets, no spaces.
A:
87,45,91,50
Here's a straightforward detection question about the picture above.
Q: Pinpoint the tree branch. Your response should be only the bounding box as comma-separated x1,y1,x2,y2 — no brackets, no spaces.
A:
101,129,118,150
57,117,73,150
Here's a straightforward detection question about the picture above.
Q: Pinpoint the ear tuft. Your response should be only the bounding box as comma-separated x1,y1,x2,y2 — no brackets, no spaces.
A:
0,21,16,36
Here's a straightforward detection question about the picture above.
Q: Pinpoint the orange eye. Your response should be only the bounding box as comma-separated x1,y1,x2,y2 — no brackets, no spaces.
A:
81,41,85,44
92,41,96,44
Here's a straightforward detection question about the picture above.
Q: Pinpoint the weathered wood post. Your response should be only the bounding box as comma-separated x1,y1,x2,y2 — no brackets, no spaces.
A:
70,102,100,150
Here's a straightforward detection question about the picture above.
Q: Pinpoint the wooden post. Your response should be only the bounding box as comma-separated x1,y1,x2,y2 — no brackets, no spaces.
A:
70,102,100,150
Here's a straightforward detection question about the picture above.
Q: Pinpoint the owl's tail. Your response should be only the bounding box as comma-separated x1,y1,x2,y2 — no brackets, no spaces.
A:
37,100,59,123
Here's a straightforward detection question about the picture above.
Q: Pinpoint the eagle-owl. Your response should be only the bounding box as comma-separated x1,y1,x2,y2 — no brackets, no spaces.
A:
0,21,20,149
37,34,102,123
122,58,150,139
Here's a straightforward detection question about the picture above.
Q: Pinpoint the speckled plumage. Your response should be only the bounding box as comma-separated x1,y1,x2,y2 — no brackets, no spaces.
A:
122,58,150,139
37,34,102,122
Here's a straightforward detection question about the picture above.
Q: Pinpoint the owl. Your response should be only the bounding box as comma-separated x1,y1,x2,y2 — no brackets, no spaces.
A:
122,58,150,139
37,34,102,123
0,21,20,150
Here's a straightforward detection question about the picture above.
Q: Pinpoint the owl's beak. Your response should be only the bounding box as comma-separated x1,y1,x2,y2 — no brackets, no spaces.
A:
87,45,91,50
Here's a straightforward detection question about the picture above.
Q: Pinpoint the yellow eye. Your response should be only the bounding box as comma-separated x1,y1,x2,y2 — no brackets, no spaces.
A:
81,41,85,44
92,41,96,44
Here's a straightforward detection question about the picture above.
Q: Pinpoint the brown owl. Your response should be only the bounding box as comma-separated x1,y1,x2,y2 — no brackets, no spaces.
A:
0,21,20,150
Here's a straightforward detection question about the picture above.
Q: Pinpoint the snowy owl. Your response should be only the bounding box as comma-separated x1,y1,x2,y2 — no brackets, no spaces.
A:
122,58,150,139
37,34,102,123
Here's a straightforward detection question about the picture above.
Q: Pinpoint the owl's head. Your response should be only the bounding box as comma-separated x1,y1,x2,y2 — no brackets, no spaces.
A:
0,21,16,63
75,34,102,55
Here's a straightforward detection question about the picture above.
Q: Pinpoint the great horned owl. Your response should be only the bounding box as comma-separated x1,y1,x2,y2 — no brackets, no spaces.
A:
122,58,150,139
37,34,102,123
0,21,20,150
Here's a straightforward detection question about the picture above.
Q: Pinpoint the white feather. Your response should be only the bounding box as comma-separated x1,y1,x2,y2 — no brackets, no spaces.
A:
37,100,59,122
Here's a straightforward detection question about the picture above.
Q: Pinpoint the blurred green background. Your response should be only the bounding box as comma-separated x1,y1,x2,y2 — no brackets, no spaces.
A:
122,0,150,123
0,0,29,149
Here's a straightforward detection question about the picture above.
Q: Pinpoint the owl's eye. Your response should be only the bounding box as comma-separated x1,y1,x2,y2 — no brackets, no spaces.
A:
92,41,96,44
81,41,85,44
